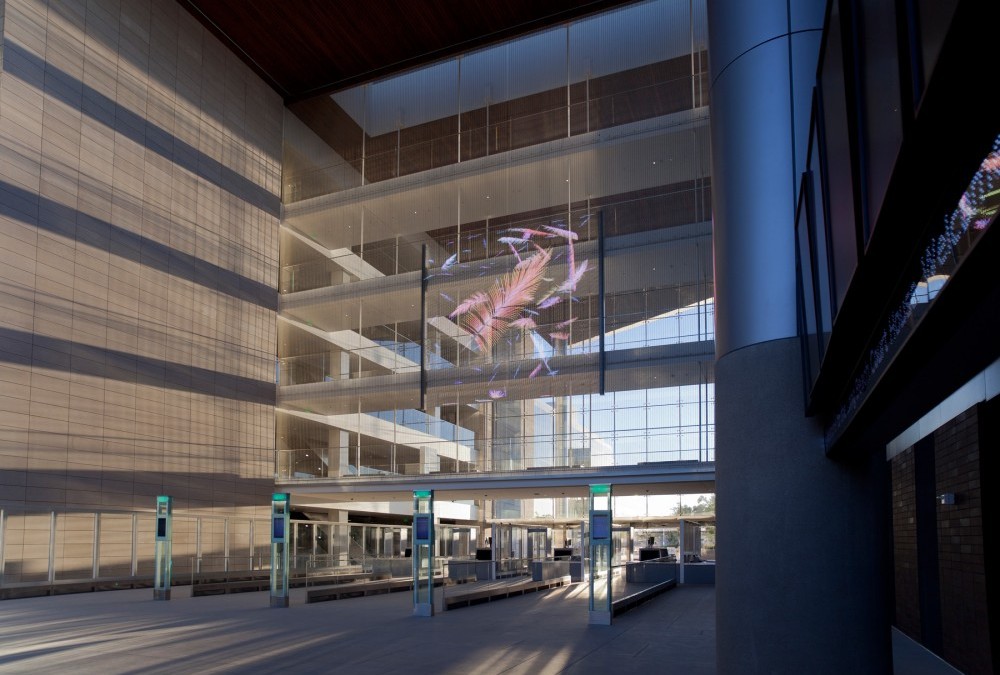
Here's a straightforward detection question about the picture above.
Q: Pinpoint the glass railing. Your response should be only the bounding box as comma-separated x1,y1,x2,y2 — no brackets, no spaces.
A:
604,300,715,352
283,72,707,203
278,354,341,385
280,239,423,294
363,133,460,184
278,341,450,386
357,240,420,277
569,74,698,135
278,305,711,370
281,193,709,305
282,156,363,203
276,429,714,480
369,409,475,445
373,340,421,365
280,258,357,293
458,103,570,158
278,302,712,388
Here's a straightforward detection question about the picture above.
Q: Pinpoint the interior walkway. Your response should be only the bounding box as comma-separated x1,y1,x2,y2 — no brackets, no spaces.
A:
0,583,715,674
0,583,960,674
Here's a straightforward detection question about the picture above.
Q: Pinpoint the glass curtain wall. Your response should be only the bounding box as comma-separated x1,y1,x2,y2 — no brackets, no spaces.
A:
276,0,712,491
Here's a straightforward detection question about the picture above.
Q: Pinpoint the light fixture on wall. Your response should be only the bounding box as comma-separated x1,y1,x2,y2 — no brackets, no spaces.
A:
938,493,956,505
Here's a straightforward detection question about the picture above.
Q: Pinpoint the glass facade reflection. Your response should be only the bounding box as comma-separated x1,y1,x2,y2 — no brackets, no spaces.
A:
276,0,713,495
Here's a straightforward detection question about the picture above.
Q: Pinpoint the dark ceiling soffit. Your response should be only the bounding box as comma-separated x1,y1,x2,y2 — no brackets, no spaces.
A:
178,0,290,98
821,3,1000,457
285,0,638,103
806,0,997,414
178,0,640,104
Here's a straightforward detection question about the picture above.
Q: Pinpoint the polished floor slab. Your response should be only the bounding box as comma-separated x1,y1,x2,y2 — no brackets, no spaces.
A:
0,583,716,674
0,583,960,674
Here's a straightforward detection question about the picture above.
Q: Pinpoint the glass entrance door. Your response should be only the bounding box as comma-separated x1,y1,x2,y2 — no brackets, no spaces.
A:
528,528,549,561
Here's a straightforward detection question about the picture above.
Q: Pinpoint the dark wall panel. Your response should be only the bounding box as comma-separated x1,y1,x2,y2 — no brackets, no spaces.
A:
857,1,903,239
891,446,921,639
817,0,858,316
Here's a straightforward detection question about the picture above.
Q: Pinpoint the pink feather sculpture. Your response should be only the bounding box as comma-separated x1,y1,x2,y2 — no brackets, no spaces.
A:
449,248,550,352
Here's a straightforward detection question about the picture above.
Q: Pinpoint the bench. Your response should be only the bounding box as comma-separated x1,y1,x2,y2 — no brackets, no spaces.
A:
305,576,444,604
191,571,272,596
0,576,155,600
190,569,374,596
304,571,372,587
611,578,677,616
443,575,572,611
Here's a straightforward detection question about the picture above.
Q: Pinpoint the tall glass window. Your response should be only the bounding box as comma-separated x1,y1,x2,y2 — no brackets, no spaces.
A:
276,0,714,504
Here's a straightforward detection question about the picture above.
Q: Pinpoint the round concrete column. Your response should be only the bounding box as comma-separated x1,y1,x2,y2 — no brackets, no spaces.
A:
711,0,823,357
709,1,891,671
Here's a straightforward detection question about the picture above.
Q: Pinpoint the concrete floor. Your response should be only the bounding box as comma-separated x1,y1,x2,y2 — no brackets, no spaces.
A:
0,583,716,674
0,582,963,674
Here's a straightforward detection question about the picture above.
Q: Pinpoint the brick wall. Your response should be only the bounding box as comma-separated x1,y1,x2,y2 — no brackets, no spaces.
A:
934,407,990,674
890,446,920,639
890,404,992,674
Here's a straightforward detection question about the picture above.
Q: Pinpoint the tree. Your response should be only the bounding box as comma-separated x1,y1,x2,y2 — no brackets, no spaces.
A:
673,494,715,515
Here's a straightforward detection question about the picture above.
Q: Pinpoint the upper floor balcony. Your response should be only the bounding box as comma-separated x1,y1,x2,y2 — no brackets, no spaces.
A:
283,48,709,204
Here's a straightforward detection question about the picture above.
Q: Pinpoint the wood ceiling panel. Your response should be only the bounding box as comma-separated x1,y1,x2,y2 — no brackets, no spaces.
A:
179,0,636,101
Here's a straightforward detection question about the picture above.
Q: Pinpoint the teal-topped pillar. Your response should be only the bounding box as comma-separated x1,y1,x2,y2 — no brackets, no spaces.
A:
153,495,172,600
588,484,612,625
270,493,290,608
412,490,435,616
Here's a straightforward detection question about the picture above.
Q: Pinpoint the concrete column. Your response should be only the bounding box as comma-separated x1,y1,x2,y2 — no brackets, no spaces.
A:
679,519,685,585
708,1,891,671
327,510,349,566
339,351,351,379
328,428,349,478
716,342,890,671
420,445,439,474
